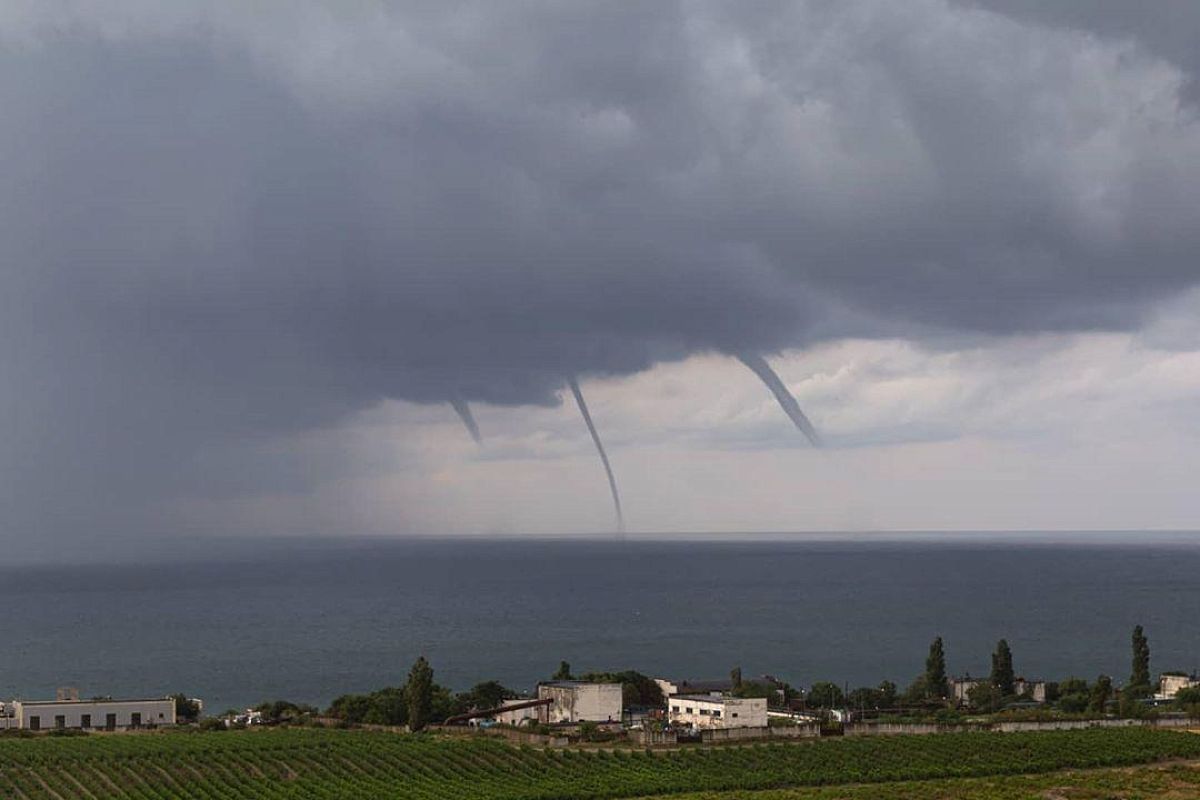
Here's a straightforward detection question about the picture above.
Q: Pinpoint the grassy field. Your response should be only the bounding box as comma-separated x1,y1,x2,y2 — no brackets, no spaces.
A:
1,726,1199,799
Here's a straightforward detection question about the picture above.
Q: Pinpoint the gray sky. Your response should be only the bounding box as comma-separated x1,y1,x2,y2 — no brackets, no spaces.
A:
2,1,1199,559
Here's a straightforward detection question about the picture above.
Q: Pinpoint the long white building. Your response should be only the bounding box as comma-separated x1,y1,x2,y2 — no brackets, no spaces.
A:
8,697,176,731
668,695,767,729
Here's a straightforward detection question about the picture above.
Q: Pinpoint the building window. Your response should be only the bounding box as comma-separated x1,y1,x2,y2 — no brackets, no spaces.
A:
713,710,721,718
699,709,709,715
29,715,40,731
55,715,66,729
105,714,116,731
732,712,739,718
81,714,91,728
685,707,693,714
131,713,142,728
671,705,679,712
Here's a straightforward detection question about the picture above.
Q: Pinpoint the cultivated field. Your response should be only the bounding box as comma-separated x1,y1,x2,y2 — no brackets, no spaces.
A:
1,727,1199,799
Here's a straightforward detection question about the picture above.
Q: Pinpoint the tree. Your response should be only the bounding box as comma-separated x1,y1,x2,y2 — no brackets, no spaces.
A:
807,681,844,709
845,681,898,712
1056,677,1090,713
990,640,1015,697
461,681,516,712
730,666,743,689
405,656,434,732
1129,625,1151,693
1089,674,1113,714
1175,686,1200,720
552,661,573,681
170,693,201,723
925,637,949,699
901,675,929,706
967,681,1001,713
877,680,898,710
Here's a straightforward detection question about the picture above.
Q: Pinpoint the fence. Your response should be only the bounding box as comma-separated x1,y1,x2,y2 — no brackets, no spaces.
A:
699,724,820,744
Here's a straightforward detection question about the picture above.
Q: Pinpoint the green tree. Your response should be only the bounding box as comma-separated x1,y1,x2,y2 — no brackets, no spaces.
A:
877,680,898,709
848,685,896,711
925,637,949,699
1129,625,1151,693
901,675,929,706
1056,677,1090,713
1089,674,1113,714
552,661,573,680
460,681,516,712
967,681,1001,713
807,681,844,709
1175,686,1200,720
731,666,743,689
170,693,201,723
405,656,434,732
991,639,1015,697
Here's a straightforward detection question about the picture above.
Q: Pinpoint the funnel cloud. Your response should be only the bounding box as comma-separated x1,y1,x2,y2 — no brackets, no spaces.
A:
567,377,625,536
737,354,822,448
450,398,482,445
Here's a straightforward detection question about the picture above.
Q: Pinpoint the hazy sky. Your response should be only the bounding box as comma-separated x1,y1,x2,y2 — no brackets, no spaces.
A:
3,1,1200,558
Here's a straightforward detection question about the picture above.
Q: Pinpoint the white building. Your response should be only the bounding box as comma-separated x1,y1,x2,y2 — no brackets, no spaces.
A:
668,695,767,729
11,697,176,731
536,681,622,723
1157,673,1199,700
949,677,980,705
1013,678,1048,703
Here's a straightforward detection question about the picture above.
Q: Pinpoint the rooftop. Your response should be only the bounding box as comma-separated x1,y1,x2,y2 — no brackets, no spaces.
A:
671,694,762,705
14,698,173,707
539,681,620,688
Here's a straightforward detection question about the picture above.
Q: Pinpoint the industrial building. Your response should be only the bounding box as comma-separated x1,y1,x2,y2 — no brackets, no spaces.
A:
667,695,768,729
1,689,176,731
536,681,622,723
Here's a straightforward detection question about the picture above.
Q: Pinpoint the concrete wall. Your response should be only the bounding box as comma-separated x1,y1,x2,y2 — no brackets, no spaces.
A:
537,683,622,723
698,724,819,743
14,699,176,730
631,729,678,746
768,723,821,739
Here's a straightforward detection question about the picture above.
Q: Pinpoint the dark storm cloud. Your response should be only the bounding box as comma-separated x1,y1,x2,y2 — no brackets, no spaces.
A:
2,1,1199,543
957,0,1200,103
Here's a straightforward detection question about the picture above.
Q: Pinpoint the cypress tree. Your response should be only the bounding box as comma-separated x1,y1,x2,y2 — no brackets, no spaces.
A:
991,639,1015,697
925,637,949,699
405,656,434,732
1130,625,1151,690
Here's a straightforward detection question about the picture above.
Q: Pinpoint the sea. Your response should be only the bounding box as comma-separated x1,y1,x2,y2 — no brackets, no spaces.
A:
2,533,1198,713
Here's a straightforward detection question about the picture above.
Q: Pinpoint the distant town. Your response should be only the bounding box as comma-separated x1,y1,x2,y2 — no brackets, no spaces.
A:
4,626,1199,746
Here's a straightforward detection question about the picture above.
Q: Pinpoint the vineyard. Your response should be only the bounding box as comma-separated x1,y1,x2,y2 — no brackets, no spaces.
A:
1,726,1199,799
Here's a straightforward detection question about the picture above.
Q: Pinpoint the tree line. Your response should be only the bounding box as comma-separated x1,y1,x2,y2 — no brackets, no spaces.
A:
818,625,1165,717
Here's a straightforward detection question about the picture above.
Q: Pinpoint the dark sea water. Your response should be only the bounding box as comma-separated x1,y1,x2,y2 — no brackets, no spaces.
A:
2,535,1198,712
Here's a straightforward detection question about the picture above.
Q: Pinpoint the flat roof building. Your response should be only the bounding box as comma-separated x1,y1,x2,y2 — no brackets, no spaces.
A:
11,697,176,731
536,681,622,724
668,695,767,730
